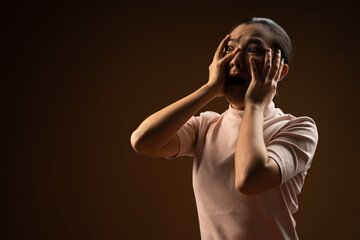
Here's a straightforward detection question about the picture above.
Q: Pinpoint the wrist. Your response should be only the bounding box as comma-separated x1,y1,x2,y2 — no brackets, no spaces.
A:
244,101,266,113
203,82,223,98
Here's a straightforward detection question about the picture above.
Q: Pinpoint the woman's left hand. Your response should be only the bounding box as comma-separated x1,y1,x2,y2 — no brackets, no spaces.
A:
245,48,285,110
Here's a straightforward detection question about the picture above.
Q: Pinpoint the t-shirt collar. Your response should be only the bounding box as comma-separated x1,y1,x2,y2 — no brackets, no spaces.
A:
226,101,276,121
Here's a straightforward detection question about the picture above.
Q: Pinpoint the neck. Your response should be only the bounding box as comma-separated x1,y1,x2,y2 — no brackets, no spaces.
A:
230,103,245,110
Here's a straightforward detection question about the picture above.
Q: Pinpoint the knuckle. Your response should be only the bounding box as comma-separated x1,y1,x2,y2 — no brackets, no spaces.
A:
215,61,223,67
271,82,277,89
273,64,279,72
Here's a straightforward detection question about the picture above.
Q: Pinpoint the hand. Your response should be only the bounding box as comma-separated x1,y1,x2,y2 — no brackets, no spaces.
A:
207,35,240,97
245,48,285,110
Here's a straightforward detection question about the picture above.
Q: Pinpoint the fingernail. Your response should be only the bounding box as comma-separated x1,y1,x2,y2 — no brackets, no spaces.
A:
267,48,271,53
277,49,281,55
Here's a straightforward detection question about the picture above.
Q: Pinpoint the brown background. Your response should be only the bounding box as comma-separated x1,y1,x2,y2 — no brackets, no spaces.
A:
2,1,360,239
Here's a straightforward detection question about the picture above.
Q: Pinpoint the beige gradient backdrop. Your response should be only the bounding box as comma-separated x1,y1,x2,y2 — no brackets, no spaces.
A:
2,1,359,239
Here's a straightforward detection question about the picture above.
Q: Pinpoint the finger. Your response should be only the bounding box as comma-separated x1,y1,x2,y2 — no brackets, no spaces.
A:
219,47,240,64
269,49,282,80
214,35,231,60
274,58,285,83
262,48,272,79
249,56,260,81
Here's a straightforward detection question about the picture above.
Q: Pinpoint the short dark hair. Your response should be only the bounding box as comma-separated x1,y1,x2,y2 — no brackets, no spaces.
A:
229,17,292,66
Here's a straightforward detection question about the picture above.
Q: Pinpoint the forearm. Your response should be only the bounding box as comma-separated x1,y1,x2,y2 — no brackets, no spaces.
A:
235,104,269,190
131,35,239,156
131,83,217,154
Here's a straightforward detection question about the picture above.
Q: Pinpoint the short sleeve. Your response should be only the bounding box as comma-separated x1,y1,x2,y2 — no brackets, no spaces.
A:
167,116,200,158
267,117,319,184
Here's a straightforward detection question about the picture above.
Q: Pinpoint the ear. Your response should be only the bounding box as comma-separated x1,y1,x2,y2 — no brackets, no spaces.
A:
279,63,289,82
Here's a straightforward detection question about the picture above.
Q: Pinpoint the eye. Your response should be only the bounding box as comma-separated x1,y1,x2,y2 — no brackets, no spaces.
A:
248,48,257,53
225,46,234,52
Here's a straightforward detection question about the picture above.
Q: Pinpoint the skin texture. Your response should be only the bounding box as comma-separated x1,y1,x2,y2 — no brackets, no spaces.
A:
131,23,289,195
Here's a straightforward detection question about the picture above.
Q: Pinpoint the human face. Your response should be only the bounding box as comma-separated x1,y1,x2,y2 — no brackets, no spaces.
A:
223,23,274,109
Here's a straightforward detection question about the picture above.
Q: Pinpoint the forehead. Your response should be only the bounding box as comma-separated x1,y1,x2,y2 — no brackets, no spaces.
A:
229,23,273,46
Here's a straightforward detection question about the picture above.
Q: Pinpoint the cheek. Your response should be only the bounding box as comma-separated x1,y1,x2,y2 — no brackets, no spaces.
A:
252,55,265,72
225,64,230,73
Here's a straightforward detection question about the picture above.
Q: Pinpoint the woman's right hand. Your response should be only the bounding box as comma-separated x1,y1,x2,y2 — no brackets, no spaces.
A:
207,35,240,97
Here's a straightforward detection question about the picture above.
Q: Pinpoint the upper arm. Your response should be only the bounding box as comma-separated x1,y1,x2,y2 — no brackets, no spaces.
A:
238,117,318,195
267,117,318,184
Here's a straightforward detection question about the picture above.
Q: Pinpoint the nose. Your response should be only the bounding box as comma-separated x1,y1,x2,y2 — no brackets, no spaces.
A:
229,51,245,69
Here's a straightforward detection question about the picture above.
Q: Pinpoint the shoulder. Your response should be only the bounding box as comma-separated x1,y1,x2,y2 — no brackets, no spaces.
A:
283,115,318,138
269,114,319,153
194,110,221,125
199,110,221,119
266,107,319,146
183,110,221,131
272,106,318,136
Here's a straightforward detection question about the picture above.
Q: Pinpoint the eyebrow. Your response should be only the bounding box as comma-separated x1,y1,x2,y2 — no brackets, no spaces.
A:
228,38,266,47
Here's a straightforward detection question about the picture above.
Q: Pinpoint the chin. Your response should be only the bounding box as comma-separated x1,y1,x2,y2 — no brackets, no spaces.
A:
224,93,245,109
223,84,248,107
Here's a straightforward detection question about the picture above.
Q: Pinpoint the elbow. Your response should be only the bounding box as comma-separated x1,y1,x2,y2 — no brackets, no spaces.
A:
235,165,281,196
235,177,259,196
130,129,145,154
131,129,167,157
235,168,265,196
235,155,272,195
130,129,160,156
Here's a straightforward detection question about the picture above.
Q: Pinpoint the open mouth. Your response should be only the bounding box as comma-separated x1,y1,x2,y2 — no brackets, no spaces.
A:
227,76,247,85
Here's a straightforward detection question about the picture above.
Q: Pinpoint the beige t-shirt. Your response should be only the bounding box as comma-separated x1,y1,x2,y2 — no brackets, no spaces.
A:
172,102,318,240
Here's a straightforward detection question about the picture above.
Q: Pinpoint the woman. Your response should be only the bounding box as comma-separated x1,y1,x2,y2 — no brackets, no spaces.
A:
130,17,318,240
